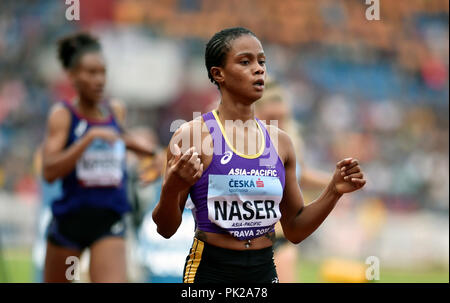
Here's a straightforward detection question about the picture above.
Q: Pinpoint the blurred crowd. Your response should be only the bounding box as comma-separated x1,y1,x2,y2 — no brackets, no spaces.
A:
1,0,447,214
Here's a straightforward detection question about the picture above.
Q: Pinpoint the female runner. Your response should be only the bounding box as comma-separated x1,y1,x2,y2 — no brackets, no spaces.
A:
152,27,366,283
42,32,154,282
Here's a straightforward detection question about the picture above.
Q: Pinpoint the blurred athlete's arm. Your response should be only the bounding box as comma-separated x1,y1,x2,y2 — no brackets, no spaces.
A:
300,167,331,189
278,129,366,244
110,99,155,157
42,104,119,183
294,135,331,190
152,122,203,238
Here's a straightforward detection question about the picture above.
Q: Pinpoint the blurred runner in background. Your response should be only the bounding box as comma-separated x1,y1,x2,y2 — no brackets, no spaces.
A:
254,78,331,282
41,32,154,282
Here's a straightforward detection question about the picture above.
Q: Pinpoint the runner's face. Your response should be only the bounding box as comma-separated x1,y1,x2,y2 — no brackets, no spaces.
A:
71,52,106,104
220,35,266,102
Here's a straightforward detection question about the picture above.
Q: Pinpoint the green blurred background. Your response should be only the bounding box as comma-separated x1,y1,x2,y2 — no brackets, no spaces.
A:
1,248,448,283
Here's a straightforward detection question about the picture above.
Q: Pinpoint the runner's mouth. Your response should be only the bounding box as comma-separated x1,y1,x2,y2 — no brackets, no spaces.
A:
253,79,265,90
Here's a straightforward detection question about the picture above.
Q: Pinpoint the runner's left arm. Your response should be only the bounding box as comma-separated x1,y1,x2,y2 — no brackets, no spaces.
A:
278,130,365,244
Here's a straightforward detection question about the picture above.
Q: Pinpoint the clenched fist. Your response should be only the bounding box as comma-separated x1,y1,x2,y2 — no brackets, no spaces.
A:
165,144,204,191
332,158,366,194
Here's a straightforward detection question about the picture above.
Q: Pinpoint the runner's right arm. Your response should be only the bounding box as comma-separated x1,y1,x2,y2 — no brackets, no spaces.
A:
152,122,204,238
42,104,119,183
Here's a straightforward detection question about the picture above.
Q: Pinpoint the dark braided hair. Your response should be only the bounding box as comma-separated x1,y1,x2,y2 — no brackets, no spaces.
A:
205,27,257,88
58,32,101,70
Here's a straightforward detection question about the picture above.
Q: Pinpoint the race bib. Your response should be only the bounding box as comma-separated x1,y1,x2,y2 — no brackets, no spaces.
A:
76,139,125,187
207,174,283,240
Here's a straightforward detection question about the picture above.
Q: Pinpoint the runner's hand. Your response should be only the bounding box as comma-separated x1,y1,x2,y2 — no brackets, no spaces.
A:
166,144,203,190
87,126,120,143
331,158,366,194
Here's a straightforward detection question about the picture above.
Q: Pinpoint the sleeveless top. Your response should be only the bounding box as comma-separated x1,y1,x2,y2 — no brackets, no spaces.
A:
189,110,286,241
51,101,130,218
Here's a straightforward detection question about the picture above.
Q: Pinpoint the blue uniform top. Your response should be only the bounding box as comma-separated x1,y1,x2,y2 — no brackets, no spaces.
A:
51,101,130,218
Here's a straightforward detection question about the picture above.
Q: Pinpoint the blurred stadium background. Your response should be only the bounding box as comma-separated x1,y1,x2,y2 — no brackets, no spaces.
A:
0,0,448,283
